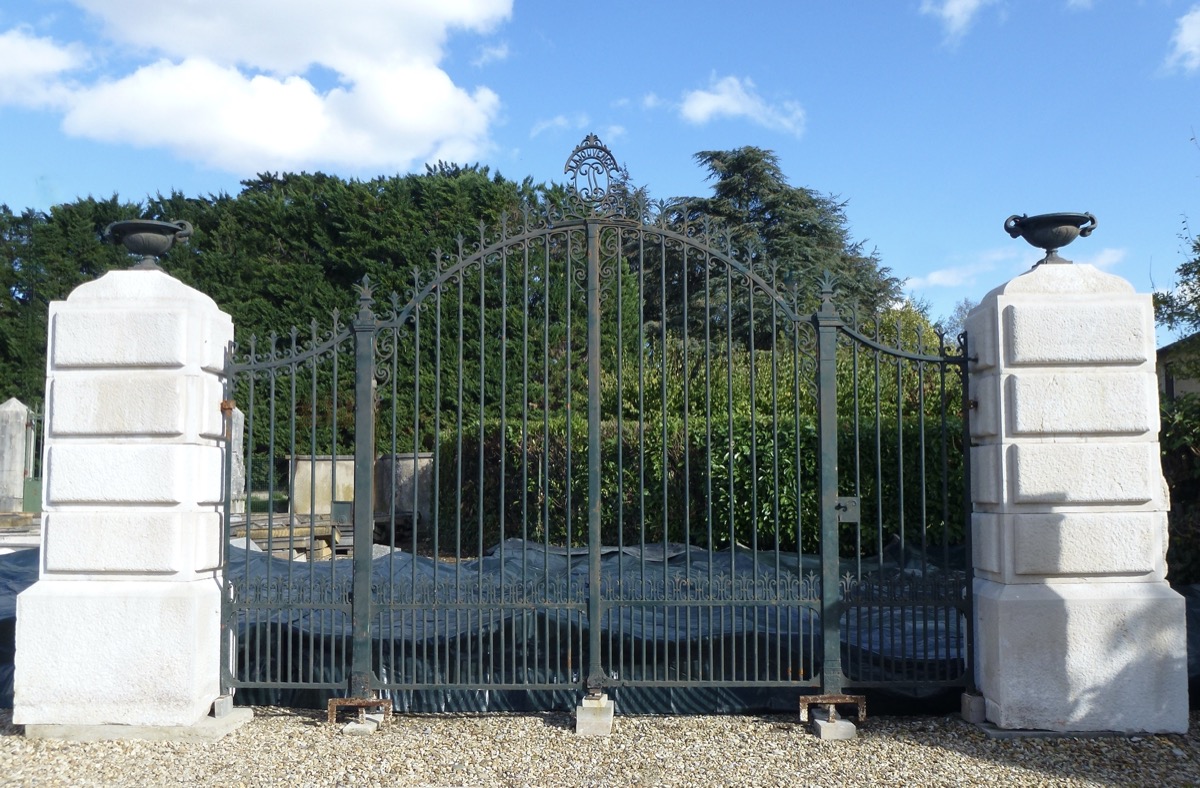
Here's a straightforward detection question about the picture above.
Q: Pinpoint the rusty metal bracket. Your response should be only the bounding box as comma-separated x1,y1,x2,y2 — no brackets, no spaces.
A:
327,697,392,727
799,693,866,723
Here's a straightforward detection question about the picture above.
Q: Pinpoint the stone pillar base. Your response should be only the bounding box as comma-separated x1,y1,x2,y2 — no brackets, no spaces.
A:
975,578,1188,733
14,579,221,727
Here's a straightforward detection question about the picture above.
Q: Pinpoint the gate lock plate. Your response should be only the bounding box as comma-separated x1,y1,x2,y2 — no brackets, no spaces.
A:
835,497,859,523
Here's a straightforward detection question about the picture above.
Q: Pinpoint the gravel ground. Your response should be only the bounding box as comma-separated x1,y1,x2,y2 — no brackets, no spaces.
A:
1,707,1198,787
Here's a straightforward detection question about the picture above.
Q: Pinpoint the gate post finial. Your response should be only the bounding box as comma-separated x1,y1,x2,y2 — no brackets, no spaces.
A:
354,275,375,321
818,270,838,317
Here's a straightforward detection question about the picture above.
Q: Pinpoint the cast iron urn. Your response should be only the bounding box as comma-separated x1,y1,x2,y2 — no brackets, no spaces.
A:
104,219,193,270
1004,212,1096,265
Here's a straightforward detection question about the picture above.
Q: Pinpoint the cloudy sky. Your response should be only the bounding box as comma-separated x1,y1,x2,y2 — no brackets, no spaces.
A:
2,1,1199,332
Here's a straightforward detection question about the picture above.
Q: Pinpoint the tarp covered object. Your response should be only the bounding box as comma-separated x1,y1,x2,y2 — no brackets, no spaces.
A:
0,543,969,712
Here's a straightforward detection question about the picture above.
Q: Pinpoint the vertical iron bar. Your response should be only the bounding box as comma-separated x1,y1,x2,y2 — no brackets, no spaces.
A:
960,335,976,692
585,220,605,692
220,351,234,694
816,284,843,695
350,284,377,698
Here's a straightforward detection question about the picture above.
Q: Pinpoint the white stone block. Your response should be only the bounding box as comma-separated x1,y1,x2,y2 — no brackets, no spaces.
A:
51,310,188,369
41,511,222,576
972,513,1002,575
1011,443,1158,505
200,314,234,375
968,374,1000,439
191,512,222,572
14,579,222,727
1004,302,1151,366
965,304,997,371
0,398,28,512
575,693,615,736
48,270,233,374
45,444,224,506
1011,512,1161,578
49,375,187,436
974,579,1187,733
291,456,355,515
1007,372,1156,435
970,445,1003,505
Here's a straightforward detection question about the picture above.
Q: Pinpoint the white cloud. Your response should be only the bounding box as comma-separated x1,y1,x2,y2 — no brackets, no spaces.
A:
1167,5,1200,73
471,42,509,67
905,248,1022,290
602,125,626,141
678,75,805,137
0,1,512,173
919,0,997,41
906,262,994,290
1076,247,1126,270
642,93,662,109
1065,0,1093,9
529,113,588,138
0,27,87,108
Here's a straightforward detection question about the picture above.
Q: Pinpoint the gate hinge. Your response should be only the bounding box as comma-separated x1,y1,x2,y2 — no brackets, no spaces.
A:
835,497,859,523
220,399,236,416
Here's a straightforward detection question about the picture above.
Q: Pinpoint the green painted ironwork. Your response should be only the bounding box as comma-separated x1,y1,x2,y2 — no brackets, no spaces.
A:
219,136,972,705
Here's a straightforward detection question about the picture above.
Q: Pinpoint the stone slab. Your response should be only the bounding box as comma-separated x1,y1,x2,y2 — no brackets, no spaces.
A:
45,443,224,506
576,693,615,736
23,708,252,743
14,579,221,727
42,511,222,577
975,721,1127,740
1007,371,1156,435
1010,442,1159,505
1003,299,1151,366
809,708,856,740
961,693,986,724
973,578,1188,733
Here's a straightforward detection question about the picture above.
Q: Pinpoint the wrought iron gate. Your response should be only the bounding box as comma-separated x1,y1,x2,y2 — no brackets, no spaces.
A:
221,136,971,709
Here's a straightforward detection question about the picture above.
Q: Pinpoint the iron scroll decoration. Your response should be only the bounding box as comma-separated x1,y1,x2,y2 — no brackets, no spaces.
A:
564,134,624,216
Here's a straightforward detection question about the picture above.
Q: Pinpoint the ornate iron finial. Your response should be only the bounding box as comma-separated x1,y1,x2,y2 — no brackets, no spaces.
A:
564,134,622,215
354,275,375,319
818,270,837,314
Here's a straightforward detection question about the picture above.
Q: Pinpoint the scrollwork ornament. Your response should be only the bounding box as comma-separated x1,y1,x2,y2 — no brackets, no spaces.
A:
564,134,624,217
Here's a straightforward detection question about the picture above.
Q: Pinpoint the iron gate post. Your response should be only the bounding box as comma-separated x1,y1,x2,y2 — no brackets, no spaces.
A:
585,220,606,692
350,279,378,698
815,280,845,695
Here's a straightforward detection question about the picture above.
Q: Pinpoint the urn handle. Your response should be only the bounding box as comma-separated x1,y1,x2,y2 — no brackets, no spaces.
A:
1078,212,1097,237
1003,214,1026,239
171,219,194,242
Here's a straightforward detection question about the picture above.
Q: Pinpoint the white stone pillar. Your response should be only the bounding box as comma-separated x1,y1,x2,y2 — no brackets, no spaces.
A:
14,270,234,729
967,263,1188,733
0,398,29,511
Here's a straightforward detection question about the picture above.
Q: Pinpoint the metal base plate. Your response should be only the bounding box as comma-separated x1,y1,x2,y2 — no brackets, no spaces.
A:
799,693,866,723
327,697,392,727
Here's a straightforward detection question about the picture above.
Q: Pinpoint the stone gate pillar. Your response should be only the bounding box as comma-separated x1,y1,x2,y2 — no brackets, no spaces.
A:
967,261,1188,733
0,398,29,512
13,269,237,734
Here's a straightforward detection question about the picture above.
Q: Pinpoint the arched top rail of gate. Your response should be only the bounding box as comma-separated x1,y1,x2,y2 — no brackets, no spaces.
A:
382,133,809,330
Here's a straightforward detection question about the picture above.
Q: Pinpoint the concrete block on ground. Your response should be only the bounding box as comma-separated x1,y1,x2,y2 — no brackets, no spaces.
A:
961,693,986,724
23,708,252,743
810,707,856,740
576,693,615,736
211,694,234,718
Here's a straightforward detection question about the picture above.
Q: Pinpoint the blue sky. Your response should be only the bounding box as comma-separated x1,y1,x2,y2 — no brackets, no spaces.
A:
2,1,1199,335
